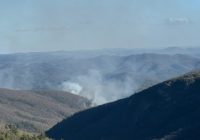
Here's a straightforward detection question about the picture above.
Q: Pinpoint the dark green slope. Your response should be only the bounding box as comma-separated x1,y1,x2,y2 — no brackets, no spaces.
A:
46,71,200,140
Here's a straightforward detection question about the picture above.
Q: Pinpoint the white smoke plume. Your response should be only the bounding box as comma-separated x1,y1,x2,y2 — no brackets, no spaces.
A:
61,70,137,105
61,82,83,95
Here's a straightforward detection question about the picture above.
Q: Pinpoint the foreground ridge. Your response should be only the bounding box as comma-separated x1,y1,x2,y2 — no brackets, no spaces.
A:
46,71,200,140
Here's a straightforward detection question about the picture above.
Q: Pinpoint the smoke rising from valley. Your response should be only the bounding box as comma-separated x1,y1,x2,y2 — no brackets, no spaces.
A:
61,70,136,105
61,82,83,95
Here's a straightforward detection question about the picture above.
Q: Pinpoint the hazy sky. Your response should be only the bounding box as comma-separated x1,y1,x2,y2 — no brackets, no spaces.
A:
0,0,200,53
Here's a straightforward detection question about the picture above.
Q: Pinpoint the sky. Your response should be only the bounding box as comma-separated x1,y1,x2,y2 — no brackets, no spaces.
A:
0,0,200,53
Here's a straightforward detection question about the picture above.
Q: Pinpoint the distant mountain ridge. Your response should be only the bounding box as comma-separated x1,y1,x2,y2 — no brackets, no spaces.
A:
46,70,200,140
0,52,199,104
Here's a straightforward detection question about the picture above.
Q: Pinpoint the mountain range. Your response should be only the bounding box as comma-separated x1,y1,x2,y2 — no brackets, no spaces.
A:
0,48,200,135
0,51,199,104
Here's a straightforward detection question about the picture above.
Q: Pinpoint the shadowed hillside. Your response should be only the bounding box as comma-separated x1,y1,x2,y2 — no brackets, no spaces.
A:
46,71,200,140
0,89,91,133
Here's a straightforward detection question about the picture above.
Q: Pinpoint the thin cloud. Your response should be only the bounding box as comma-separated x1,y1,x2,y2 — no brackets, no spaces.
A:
166,17,191,25
15,26,69,33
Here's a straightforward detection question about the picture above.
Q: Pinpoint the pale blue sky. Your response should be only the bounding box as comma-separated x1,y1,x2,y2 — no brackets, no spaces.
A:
0,0,200,53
